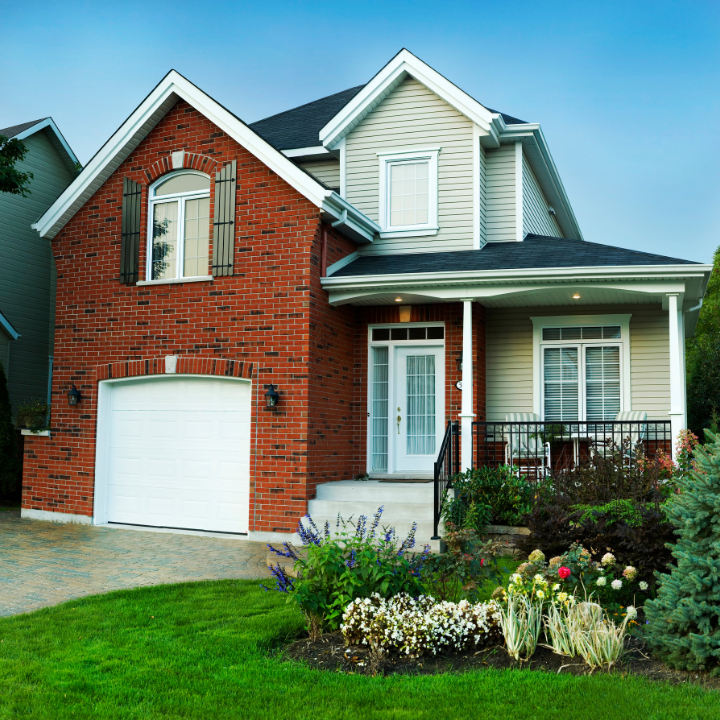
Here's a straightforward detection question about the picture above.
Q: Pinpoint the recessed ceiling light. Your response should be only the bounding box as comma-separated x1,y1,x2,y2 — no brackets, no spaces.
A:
572,292,581,300
395,297,403,303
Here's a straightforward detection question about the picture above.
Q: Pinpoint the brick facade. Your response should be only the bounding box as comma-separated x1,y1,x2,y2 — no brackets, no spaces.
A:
22,98,488,533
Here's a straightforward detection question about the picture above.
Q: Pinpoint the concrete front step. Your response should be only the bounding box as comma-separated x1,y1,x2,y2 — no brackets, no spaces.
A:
314,479,434,503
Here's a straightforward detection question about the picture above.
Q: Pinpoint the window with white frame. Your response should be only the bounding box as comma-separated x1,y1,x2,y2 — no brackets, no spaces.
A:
536,322,628,422
378,148,439,235
148,171,211,281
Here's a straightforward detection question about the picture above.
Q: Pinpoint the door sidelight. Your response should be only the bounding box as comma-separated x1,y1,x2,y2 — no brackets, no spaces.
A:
397,407,402,434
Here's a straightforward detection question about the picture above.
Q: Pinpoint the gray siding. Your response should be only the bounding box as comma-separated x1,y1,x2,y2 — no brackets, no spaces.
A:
296,157,341,191
522,154,562,238
478,140,486,245
485,144,516,242
485,304,671,422
346,77,476,255
0,128,74,408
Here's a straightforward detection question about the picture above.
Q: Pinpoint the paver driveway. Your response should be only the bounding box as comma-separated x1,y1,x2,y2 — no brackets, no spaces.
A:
0,511,268,617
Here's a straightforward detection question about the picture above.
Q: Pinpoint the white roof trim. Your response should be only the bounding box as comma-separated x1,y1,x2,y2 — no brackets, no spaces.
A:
319,49,497,149
282,146,332,158
0,311,20,340
34,71,336,240
14,118,79,171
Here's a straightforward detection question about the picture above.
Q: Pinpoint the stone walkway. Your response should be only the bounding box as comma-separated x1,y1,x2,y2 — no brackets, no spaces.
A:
0,511,269,617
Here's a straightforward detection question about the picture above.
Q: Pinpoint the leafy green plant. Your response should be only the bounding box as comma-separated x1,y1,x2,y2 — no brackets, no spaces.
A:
498,593,543,661
14,398,49,431
262,508,429,638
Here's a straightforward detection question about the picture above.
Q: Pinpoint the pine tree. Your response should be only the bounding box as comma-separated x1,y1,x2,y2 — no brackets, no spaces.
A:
0,361,21,502
645,432,720,672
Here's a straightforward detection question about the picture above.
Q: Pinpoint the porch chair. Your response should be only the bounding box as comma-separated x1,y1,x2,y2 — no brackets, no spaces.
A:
590,410,648,462
503,413,551,477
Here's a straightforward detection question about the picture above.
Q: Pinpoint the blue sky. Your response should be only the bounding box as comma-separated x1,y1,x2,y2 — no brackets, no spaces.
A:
2,0,718,262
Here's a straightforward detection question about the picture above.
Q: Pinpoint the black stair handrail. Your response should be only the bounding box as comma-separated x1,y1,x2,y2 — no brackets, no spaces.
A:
432,420,459,539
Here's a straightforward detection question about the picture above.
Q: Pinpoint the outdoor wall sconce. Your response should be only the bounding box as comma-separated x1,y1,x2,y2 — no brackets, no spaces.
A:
264,384,280,408
456,352,463,373
67,384,82,406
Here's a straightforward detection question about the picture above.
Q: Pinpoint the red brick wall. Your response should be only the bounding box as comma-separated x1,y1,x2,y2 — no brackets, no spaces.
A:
21,99,359,532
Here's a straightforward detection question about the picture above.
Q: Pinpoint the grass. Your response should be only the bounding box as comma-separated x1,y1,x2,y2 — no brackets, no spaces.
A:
1,581,718,719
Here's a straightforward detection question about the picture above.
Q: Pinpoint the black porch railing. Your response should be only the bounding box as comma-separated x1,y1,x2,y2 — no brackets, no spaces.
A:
432,419,673,538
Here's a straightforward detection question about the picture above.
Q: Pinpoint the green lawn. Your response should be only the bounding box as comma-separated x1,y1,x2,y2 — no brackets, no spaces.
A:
0,581,718,719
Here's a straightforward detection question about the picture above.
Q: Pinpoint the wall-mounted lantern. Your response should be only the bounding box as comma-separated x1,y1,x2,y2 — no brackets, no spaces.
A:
67,384,82,406
455,352,463,374
264,384,280,409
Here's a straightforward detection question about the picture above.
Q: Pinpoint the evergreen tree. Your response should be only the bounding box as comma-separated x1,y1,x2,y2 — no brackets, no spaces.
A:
0,361,21,502
645,432,720,672
687,245,720,439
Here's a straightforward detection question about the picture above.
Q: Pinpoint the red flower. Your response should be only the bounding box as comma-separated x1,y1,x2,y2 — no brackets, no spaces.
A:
558,566,571,579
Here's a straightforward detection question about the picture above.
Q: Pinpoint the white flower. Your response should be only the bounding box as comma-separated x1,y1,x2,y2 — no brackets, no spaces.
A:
623,566,638,581
601,553,616,566
533,574,544,582
552,583,560,591
596,576,607,587
625,606,637,620
611,579,622,590
536,590,545,599
639,581,648,591
510,573,521,583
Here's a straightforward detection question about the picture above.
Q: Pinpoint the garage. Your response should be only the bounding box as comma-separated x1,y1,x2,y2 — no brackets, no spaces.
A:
94,375,251,533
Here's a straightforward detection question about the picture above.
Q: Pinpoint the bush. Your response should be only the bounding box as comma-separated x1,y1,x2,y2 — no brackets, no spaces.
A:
645,432,720,673
262,508,429,638
0,362,21,503
14,398,49,431
443,465,548,531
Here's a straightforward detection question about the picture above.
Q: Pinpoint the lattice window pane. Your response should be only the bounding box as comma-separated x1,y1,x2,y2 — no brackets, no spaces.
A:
371,347,389,471
152,201,178,280
544,347,579,421
406,354,436,455
389,161,430,227
183,197,210,277
586,346,621,421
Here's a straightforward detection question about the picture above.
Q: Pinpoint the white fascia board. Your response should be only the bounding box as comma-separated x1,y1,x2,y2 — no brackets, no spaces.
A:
34,71,331,239
319,49,497,149
322,192,380,243
0,311,20,340
14,118,79,168
499,123,584,241
322,264,712,294
282,146,332,158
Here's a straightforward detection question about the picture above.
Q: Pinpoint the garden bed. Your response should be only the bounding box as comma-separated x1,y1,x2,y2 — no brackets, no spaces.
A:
285,630,720,689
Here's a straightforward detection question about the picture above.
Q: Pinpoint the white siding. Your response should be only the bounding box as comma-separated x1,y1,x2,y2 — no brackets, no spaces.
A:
522,154,562,238
485,304,671,422
0,128,74,407
346,77,476,255
296,158,340,191
485,144,516,242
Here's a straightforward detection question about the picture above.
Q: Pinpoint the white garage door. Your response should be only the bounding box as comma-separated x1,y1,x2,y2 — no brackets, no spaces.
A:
102,376,251,533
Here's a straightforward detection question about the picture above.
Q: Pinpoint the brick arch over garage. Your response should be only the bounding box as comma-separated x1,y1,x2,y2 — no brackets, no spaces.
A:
95,356,254,383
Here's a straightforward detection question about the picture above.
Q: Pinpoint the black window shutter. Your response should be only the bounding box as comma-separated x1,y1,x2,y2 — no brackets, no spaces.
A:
120,178,142,285
212,160,237,277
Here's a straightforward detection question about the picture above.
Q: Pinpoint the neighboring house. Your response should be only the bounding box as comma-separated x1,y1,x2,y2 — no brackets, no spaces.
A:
0,118,78,410
22,50,711,544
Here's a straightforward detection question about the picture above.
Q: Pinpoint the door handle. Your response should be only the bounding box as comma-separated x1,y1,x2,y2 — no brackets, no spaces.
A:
397,415,401,434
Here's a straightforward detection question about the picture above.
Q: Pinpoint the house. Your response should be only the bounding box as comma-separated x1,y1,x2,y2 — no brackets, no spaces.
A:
21,50,711,544
0,118,78,413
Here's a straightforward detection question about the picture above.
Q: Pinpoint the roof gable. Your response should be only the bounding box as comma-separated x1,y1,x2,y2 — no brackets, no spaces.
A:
1,118,78,172
34,71,334,240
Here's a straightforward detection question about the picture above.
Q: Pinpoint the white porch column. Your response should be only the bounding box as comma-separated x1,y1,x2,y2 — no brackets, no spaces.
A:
667,292,686,458
460,299,475,471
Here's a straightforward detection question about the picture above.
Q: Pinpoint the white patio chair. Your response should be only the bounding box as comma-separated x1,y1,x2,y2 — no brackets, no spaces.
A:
590,410,647,462
503,412,551,477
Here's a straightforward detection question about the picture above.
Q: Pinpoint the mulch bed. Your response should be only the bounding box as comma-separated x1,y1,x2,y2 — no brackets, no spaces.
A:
284,632,720,688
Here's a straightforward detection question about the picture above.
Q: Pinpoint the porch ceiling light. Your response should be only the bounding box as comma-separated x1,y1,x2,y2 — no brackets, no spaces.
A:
264,383,280,408
67,384,82,406
395,296,403,302
572,292,581,300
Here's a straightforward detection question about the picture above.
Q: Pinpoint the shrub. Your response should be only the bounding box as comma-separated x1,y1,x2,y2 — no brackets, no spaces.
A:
0,362,21,503
645,432,720,673
341,593,501,660
14,398,49,431
262,508,429,638
443,465,548,531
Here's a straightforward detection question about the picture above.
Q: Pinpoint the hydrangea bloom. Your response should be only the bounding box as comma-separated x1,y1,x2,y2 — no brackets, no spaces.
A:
548,556,562,568
528,549,546,563
611,579,623,590
596,576,607,587
626,605,637,620
601,553,616,566
623,566,637,581
639,581,648,591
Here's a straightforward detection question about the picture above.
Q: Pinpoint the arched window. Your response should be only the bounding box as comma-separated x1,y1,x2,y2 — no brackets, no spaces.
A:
148,171,210,280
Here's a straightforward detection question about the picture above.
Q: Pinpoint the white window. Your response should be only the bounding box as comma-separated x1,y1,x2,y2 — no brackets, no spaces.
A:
531,315,632,421
147,171,211,281
377,148,439,237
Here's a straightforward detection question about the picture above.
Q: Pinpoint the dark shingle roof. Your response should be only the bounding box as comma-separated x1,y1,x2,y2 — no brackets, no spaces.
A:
249,86,366,150
332,234,699,277
249,87,525,150
0,118,47,139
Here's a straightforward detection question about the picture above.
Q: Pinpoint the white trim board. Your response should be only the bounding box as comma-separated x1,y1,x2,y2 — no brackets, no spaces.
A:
0,310,20,340
530,314,632,419
13,118,79,171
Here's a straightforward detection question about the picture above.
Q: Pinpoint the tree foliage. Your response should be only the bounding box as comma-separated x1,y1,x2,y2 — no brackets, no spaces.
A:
687,245,720,439
645,432,720,673
0,135,34,197
0,362,21,502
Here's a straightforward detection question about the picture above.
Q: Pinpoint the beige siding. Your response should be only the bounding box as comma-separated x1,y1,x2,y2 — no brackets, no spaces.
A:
478,140,486,244
485,304,671,422
346,76,476,255
0,128,74,407
522,154,562,238
485,144,516,242
296,158,340,191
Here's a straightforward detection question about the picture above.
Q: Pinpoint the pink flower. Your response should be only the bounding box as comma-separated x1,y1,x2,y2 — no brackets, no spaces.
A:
558,566,571,579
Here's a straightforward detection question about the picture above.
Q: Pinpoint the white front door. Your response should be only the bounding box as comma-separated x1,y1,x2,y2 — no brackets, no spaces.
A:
393,346,445,473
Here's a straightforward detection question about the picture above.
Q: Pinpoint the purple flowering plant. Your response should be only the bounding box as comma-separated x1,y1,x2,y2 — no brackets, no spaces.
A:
262,506,430,638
